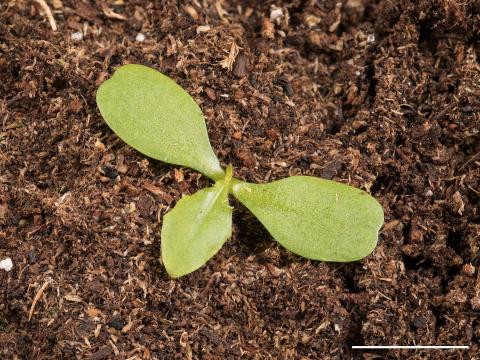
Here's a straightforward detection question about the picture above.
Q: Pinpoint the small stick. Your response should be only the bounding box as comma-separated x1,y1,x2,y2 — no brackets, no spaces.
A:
28,279,50,321
33,0,57,31
458,151,480,171
0,272,7,314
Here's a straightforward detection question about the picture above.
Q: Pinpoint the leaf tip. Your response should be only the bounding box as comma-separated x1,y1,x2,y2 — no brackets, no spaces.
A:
164,264,183,279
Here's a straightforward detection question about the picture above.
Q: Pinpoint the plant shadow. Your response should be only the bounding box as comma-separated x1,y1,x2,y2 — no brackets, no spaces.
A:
229,199,273,258
229,200,308,267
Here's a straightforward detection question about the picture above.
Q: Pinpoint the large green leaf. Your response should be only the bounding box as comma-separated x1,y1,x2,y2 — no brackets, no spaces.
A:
161,167,233,278
96,64,224,180
231,177,384,261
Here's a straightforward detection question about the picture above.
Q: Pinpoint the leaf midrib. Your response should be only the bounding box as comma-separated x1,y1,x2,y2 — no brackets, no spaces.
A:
182,173,232,244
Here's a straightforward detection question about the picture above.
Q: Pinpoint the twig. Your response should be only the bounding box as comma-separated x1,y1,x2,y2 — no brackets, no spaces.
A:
28,279,50,321
0,272,7,315
458,151,480,171
33,0,57,31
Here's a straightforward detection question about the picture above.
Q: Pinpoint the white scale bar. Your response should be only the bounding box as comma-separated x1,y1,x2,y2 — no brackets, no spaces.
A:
353,346,469,349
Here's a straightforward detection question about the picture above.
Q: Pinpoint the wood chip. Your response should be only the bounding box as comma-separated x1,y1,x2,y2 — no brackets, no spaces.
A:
453,191,465,215
329,2,342,32
52,0,63,9
109,340,120,356
205,87,217,100
88,346,112,360
252,90,271,104
381,220,401,232
101,5,127,20
261,18,274,39
214,2,229,23
0,203,8,222
233,53,248,77
143,183,173,204
28,279,50,321
219,42,239,72
184,6,199,20
33,0,57,31
196,25,211,34
121,317,134,333
64,293,83,302
87,306,103,317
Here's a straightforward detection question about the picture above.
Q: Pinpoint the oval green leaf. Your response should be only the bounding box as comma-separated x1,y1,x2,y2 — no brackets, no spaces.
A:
96,64,224,180
161,168,233,278
231,176,384,262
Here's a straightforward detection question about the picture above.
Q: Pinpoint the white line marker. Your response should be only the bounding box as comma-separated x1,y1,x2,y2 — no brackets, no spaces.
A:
352,346,469,349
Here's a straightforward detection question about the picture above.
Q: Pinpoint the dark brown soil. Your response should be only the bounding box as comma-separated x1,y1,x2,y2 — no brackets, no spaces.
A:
1,0,479,359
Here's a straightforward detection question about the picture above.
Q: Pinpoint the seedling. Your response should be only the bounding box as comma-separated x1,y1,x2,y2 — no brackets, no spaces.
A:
97,64,384,278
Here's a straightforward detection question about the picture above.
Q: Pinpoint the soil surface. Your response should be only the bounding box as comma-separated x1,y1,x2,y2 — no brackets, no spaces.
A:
1,0,479,359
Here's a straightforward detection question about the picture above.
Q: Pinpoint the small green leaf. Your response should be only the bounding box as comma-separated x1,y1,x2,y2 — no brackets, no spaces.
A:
96,64,224,180
231,176,384,261
161,167,234,278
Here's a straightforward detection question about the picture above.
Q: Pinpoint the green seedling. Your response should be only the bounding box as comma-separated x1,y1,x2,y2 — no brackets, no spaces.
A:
97,64,384,278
